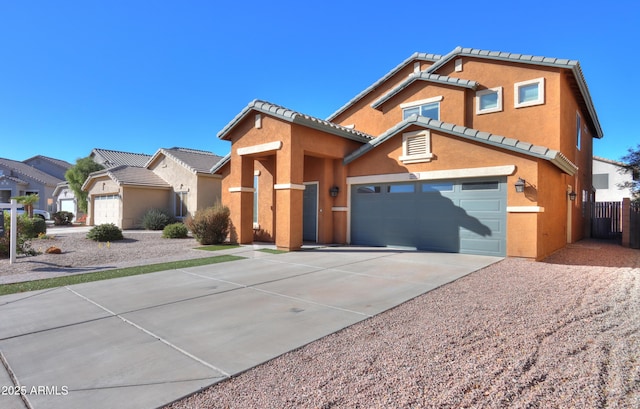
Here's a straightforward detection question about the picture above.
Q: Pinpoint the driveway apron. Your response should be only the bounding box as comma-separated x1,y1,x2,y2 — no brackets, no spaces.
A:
0,247,501,409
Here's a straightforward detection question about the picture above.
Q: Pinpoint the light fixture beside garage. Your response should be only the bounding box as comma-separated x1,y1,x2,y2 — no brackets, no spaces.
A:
514,178,526,193
568,190,577,201
329,186,339,197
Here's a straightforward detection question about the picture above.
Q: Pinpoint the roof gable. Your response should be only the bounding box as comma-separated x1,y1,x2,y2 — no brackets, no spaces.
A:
218,100,374,143
327,52,443,121
344,115,578,175
371,72,478,110
23,155,72,170
146,147,224,174
82,165,171,191
0,157,64,186
425,46,602,138
91,148,153,168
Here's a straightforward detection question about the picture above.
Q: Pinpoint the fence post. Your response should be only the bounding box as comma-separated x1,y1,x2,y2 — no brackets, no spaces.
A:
621,198,630,248
10,199,17,264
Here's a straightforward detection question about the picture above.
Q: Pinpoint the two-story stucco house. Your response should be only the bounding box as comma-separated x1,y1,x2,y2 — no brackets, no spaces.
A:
593,156,637,202
214,47,602,260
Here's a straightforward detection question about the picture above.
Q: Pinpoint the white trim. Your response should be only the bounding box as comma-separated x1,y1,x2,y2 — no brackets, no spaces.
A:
332,206,348,212
454,58,463,72
476,87,503,115
274,183,306,190
400,95,443,109
399,130,433,164
237,141,283,156
255,114,262,129
507,206,545,213
346,165,516,185
228,186,255,193
514,77,545,108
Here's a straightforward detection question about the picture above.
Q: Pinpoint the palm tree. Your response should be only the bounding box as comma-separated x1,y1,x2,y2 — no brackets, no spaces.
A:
12,194,39,217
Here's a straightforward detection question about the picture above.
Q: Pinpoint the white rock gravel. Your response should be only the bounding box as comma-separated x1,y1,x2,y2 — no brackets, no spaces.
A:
165,241,640,409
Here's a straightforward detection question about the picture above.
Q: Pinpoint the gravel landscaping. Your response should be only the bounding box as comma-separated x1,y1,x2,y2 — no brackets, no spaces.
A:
167,241,640,409
1,231,639,408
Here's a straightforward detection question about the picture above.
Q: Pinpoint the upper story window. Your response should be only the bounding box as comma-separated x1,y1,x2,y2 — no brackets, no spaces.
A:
476,87,503,115
514,77,545,108
400,96,442,120
576,112,582,150
399,130,433,164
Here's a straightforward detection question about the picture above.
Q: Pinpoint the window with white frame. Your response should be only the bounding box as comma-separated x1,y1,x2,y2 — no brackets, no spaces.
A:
401,96,442,120
576,112,582,150
514,77,545,108
399,130,433,164
476,87,503,114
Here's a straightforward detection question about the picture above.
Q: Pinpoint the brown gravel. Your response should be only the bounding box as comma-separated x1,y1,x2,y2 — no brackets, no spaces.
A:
166,240,640,409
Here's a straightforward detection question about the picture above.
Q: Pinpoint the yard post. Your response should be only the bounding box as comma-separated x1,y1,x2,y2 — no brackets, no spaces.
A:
10,199,17,264
621,197,630,248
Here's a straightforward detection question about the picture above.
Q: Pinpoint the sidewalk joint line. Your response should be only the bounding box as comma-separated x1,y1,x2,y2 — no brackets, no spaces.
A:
64,287,231,378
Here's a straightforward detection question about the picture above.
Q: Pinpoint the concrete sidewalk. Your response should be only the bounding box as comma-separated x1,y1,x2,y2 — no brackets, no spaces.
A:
0,247,501,409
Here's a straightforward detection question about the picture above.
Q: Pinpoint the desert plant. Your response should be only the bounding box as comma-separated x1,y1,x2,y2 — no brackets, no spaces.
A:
142,208,174,230
87,223,124,242
185,202,230,245
162,222,189,239
52,211,74,225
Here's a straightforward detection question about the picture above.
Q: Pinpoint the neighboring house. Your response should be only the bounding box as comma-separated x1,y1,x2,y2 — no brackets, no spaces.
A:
593,156,637,202
214,46,603,260
52,148,154,221
0,156,69,213
83,147,224,229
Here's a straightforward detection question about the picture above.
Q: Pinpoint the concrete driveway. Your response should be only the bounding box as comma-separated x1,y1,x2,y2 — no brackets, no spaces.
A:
0,247,501,409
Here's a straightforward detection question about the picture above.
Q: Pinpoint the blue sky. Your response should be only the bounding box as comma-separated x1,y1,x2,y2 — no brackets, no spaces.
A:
1,1,638,165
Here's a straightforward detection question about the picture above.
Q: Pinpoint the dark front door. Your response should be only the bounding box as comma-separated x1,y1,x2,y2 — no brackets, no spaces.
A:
303,183,318,242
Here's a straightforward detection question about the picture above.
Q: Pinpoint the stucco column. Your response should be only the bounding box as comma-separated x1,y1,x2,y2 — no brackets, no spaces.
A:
228,155,255,244
274,145,304,250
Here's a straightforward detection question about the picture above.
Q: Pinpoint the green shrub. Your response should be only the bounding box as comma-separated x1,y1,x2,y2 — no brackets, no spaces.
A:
185,202,230,245
142,208,174,230
52,211,74,225
162,222,189,239
87,223,124,242
19,214,47,239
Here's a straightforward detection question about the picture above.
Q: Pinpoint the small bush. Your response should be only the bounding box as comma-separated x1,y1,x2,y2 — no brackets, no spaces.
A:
185,202,230,245
19,215,47,239
87,223,124,242
52,211,74,225
162,223,189,239
142,208,174,230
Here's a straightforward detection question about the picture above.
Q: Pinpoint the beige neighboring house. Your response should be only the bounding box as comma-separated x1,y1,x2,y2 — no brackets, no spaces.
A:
83,147,224,229
53,148,154,221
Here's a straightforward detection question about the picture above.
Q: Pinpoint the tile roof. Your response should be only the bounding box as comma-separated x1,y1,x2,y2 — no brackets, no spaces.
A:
371,72,478,109
83,165,171,190
23,155,73,170
0,157,64,185
327,52,443,121
91,148,153,168
218,100,374,143
210,153,230,174
0,175,28,185
344,115,578,175
152,147,225,174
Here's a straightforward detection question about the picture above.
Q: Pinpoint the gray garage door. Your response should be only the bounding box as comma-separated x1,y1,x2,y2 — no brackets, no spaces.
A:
351,178,506,256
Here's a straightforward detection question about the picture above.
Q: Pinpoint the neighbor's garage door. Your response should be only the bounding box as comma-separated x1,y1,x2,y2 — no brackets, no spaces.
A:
351,178,506,256
93,195,120,225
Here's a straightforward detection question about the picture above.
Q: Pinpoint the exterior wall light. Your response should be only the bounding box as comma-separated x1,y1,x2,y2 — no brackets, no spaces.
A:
329,186,339,197
568,190,577,201
514,178,526,193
